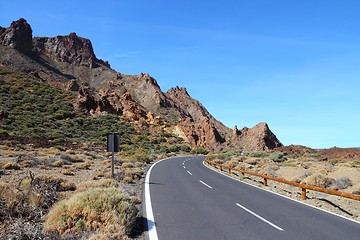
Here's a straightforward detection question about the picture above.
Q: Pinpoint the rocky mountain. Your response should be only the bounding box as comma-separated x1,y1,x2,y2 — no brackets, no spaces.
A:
0,18,282,151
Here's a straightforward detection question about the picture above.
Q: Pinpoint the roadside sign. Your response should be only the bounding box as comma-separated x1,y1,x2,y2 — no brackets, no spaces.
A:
107,133,120,178
107,133,120,152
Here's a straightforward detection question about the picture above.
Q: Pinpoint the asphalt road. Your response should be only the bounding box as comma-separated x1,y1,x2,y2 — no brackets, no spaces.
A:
144,156,360,240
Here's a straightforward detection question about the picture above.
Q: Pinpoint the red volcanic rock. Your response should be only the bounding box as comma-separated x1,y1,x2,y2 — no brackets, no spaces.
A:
0,18,33,54
33,33,97,68
166,86,228,150
240,122,283,151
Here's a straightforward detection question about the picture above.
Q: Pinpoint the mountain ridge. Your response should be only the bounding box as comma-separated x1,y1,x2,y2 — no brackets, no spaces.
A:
0,18,283,151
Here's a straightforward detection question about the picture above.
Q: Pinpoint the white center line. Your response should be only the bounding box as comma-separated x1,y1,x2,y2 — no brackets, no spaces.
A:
236,203,284,231
199,180,213,189
187,171,192,175
183,166,186,169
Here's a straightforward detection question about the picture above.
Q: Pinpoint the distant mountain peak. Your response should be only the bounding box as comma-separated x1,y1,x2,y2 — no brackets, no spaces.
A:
0,18,283,151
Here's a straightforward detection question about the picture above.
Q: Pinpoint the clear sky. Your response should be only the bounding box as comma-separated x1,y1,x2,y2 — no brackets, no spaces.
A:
2,0,360,148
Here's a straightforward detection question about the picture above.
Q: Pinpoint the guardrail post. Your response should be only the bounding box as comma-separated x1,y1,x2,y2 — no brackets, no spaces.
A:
228,168,231,174
220,165,223,171
264,178,268,187
301,188,307,200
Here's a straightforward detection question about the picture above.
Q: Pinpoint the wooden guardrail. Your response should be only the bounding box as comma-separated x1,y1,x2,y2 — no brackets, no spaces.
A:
205,159,360,201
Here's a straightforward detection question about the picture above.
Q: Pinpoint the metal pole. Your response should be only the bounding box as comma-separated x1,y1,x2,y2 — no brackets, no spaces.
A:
111,151,115,179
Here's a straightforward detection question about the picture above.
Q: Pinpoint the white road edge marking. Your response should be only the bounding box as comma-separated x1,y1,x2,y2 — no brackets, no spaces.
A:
145,161,162,240
187,171,193,175
236,203,284,231
144,156,192,240
199,180,213,189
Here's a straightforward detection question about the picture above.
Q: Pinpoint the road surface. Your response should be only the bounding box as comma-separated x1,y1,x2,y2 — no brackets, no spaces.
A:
144,156,360,240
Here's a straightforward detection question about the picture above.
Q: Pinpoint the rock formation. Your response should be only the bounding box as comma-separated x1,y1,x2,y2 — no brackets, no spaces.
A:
0,18,33,54
238,122,283,151
0,18,283,151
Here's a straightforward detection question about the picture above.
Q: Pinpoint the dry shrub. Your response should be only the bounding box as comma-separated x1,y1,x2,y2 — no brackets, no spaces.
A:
74,161,92,170
2,162,21,170
44,187,138,237
88,225,128,240
104,171,112,178
60,182,76,191
330,177,352,190
121,162,134,169
134,161,145,168
36,174,76,192
0,182,19,218
0,172,68,222
212,158,224,164
53,159,72,167
65,149,76,155
122,167,143,183
19,159,35,168
244,158,260,165
76,179,117,192
258,164,279,177
301,174,335,188
226,159,240,168
60,154,84,163
61,165,71,170
95,171,105,178
62,170,75,176
123,176,133,183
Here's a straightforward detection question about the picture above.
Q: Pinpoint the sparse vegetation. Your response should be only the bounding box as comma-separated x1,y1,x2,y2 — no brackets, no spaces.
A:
45,187,138,238
331,177,353,190
269,151,287,162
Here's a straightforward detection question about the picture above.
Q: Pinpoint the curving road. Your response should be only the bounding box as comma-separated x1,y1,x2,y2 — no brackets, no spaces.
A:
144,156,360,240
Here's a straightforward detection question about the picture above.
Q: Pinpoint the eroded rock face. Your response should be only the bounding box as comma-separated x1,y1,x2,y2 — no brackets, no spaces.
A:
166,86,228,150
33,33,97,68
239,122,283,151
0,18,33,54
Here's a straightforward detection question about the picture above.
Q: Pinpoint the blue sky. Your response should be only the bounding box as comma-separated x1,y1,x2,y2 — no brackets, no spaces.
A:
2,1,360,148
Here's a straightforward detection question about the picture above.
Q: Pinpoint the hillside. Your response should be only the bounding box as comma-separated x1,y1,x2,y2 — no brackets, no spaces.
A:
0,18,282,151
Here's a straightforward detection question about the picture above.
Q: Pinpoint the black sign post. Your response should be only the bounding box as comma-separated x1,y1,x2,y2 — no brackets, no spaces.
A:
107,133,120,178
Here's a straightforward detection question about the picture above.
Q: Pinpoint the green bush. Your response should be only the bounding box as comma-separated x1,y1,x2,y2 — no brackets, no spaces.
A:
270,152,287,162
247,151,269,158
191,147,208,155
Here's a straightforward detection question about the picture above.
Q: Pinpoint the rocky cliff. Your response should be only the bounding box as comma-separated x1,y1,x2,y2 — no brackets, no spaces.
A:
0,18,282,151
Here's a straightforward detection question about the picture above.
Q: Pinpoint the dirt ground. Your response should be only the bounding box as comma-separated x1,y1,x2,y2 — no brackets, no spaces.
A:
0,144,146,239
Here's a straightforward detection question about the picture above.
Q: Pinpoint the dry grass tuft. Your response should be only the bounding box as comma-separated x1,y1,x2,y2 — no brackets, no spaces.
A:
2,162,21,170
74,161,92,170
44,187,138,237
62,170,75,176
301,174,335,188
60,182,77,191
19,159,35,168
123,176,133,183
53,159,71,168
60,154,84,163
76,179,117,192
